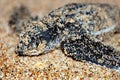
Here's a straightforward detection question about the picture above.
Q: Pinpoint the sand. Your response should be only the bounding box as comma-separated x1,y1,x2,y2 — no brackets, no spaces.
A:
0,0,120,79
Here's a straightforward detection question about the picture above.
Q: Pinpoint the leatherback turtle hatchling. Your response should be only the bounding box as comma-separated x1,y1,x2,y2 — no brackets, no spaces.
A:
9,3,120,70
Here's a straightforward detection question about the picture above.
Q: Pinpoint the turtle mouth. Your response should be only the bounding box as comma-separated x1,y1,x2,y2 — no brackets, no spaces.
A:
16,41,40,56
15,49,41,56
15,41,45,56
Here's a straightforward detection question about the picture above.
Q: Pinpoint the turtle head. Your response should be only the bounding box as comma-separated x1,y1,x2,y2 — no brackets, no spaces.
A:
16,22,49,56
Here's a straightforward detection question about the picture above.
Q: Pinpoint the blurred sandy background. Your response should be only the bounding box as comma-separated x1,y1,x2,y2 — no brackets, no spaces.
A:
0,0,120,79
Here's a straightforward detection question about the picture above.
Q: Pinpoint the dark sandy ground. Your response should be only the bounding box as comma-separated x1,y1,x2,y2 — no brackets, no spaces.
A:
0,0,120,79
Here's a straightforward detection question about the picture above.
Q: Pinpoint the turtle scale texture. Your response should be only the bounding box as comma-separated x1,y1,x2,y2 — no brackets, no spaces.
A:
9,3,120,70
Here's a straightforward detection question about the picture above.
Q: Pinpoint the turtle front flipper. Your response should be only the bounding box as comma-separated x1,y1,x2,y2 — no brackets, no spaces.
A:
61,33,120,70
